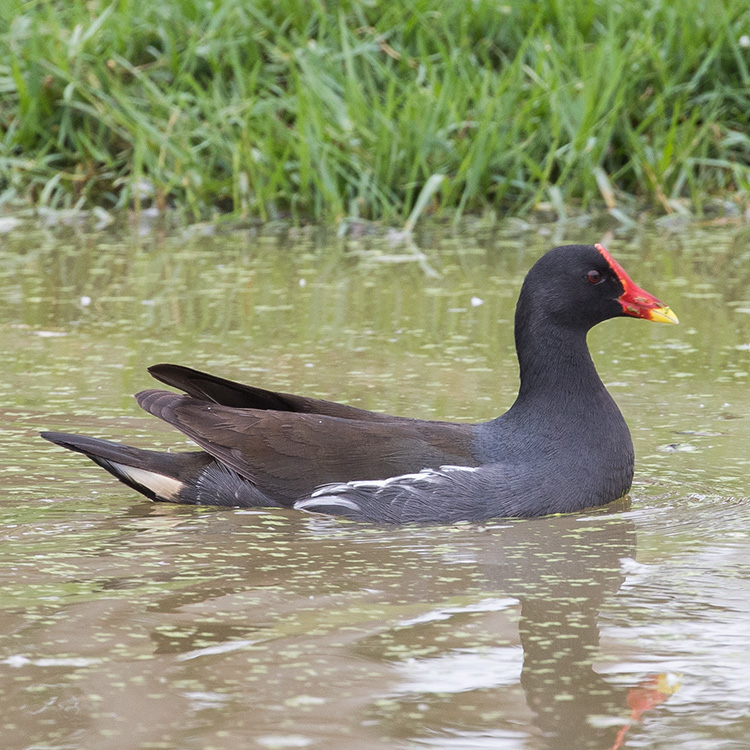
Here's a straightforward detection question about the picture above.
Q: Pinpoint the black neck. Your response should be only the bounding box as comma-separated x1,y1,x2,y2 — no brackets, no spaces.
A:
511,305,609,415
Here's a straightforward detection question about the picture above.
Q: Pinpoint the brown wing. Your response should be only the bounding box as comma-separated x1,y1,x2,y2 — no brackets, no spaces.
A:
136,390,478,505
148,363,395,421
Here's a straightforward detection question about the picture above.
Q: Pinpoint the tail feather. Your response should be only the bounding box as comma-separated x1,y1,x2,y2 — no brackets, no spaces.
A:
41,431,210,502
146,363,393,421
40,431,280,508
148,363,300,410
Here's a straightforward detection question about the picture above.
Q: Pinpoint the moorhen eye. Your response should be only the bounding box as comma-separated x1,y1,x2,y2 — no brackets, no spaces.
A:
587,269,603,284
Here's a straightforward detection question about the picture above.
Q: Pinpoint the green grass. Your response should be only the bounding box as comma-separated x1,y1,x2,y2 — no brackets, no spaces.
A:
1,0,750,222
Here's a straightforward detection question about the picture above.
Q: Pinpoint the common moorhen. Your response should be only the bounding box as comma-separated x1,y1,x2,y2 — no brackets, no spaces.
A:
42,244,677,523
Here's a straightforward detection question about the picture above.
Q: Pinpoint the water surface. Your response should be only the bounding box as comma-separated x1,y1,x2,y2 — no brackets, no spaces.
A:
1,217,749,749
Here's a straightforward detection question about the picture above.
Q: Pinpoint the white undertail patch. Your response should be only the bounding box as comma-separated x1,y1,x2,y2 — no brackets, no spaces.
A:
109,462,184,502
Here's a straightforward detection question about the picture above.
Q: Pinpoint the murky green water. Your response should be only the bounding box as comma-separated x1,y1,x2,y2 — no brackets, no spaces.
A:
1,216,749,749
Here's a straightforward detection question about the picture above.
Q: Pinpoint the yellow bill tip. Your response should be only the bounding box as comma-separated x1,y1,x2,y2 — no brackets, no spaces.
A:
648,306,679,325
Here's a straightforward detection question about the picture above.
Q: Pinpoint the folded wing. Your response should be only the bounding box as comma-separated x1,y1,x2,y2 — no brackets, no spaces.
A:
136,389,479,505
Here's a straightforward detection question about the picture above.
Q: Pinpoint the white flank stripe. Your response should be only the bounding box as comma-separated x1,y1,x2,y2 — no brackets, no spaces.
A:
440,464,479,473
305,465,481,512
295,496,361,512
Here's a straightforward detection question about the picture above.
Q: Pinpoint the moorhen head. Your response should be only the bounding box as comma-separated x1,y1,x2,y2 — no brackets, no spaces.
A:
42,243,677,523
